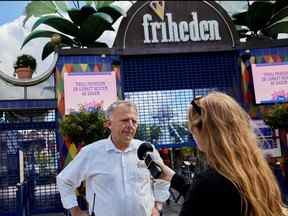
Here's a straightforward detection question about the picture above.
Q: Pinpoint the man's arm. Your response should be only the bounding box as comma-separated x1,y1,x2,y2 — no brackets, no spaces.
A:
151,148,171,209
152,178,170,206
56,147,90,211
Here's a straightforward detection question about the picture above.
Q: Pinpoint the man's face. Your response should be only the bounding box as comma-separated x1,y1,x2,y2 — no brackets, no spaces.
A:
108,104,138,147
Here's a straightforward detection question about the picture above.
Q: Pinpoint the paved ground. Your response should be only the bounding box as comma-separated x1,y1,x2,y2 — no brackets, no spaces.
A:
162,201,182,216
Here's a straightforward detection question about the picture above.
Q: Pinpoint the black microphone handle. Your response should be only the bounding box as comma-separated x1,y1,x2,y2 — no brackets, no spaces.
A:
148,161,162,179
144,153,162,179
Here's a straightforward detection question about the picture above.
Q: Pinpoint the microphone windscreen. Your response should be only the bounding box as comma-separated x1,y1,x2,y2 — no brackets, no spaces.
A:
137,142,153,160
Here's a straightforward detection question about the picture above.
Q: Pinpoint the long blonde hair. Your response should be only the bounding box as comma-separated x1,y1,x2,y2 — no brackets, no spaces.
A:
188,91,286,216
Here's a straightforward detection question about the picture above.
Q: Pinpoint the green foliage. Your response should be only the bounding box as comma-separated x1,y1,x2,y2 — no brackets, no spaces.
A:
22,1,126,60
135,124,146,141
180,146,194,156
78,12,113,43
96,1,113,9
59,107,110,147
97,5,123,23
135,124,161,144
23,1,58,27
42,42,56,60
232,0,288,40
31,15,79,36
263,104,288,129
21,30,77,49
150,125,161,143
85,1,93,7
53,1,69,13
14,54,37,72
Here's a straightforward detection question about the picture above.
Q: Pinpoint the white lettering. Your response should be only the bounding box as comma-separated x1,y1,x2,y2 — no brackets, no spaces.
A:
151,22,160,43
199,20,209,41
160,22,168,42
208,20,221,40
143,14,152,43
179,21,189,42
189,12,200,41
142,12,221,44
167,13,180,42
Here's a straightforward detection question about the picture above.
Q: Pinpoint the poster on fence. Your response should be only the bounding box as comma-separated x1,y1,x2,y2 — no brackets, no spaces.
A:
251,63,288,104
64,72,117,114
252,119,281,158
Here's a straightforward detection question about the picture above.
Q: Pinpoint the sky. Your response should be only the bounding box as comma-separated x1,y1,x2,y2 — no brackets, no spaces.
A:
0,1,55,77
0,1,133,78
0,1,250,78
0,1,28,25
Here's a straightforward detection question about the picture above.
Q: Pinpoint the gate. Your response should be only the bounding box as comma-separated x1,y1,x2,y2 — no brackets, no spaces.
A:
0,101,62,215
121,51,242,147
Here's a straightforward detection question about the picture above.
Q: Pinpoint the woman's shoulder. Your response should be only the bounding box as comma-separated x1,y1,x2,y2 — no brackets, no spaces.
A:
193,168,239,194
185,168,242,215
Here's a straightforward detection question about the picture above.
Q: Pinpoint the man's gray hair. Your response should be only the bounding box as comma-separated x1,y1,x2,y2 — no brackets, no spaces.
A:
105,100,138,119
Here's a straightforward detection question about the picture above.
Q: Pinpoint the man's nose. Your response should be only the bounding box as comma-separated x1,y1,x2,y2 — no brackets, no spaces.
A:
127,120,135,127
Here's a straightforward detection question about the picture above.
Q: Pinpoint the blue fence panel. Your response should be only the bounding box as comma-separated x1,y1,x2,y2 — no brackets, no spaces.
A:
0,109,62,215
121,51,241,147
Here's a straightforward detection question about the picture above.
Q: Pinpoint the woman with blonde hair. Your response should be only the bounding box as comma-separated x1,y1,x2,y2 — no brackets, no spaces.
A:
159,91,287,216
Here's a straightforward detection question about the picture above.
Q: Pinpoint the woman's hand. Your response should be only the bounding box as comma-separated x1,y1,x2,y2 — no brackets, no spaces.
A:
155,160,176,182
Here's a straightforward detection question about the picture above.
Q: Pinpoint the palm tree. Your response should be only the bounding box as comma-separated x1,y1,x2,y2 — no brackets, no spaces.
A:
232,0,288,41
21,1,126,60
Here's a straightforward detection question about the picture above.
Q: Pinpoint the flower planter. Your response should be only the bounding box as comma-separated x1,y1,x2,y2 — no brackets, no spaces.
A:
15,67,33,79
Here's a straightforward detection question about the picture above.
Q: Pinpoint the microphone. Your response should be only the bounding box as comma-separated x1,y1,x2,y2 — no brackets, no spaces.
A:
137,142,162,179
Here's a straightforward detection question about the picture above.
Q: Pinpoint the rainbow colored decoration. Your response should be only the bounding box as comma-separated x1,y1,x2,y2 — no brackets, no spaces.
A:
241,59,253,105
55,55,121,168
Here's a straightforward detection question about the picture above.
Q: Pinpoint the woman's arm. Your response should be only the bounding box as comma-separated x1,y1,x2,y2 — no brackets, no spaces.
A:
157,162,191,197
170,174,191,197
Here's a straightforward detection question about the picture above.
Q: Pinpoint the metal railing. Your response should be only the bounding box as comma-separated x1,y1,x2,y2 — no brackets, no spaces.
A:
16,181,31,216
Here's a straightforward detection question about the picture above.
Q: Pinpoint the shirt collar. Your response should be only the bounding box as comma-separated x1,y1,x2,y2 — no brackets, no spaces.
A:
105,136,137,153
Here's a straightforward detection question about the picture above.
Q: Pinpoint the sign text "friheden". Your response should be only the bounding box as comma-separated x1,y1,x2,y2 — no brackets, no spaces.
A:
142,12,221,43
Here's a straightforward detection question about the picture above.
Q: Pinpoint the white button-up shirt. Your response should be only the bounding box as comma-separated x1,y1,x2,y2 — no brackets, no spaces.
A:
57,138,170,216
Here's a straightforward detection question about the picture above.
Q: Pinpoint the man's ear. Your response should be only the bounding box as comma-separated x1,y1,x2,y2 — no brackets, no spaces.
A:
104,120,111,129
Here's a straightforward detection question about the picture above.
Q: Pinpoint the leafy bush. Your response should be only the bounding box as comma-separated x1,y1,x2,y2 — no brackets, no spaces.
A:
59,105,110,147
263,104,288,129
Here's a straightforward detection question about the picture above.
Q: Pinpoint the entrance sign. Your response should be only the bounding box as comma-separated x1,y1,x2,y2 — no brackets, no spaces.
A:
64,72,117,114
114,1,238,54
143,12,221,44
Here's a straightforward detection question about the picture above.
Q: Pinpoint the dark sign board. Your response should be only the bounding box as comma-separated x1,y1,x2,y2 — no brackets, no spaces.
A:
114,1,239,54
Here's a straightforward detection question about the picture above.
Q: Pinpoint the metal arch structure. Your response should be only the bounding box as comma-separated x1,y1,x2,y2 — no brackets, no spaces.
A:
0,52,61,215
0,52,58,87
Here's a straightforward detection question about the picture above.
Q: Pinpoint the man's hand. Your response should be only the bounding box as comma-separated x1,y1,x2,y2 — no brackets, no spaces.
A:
70,206,89,216
151,206,161,216
152,201,163,216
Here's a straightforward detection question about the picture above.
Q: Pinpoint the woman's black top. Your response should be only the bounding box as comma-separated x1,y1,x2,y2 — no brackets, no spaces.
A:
171,168,243,216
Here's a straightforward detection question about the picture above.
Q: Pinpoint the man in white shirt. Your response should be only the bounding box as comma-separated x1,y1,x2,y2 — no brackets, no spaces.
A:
57,101,170,216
